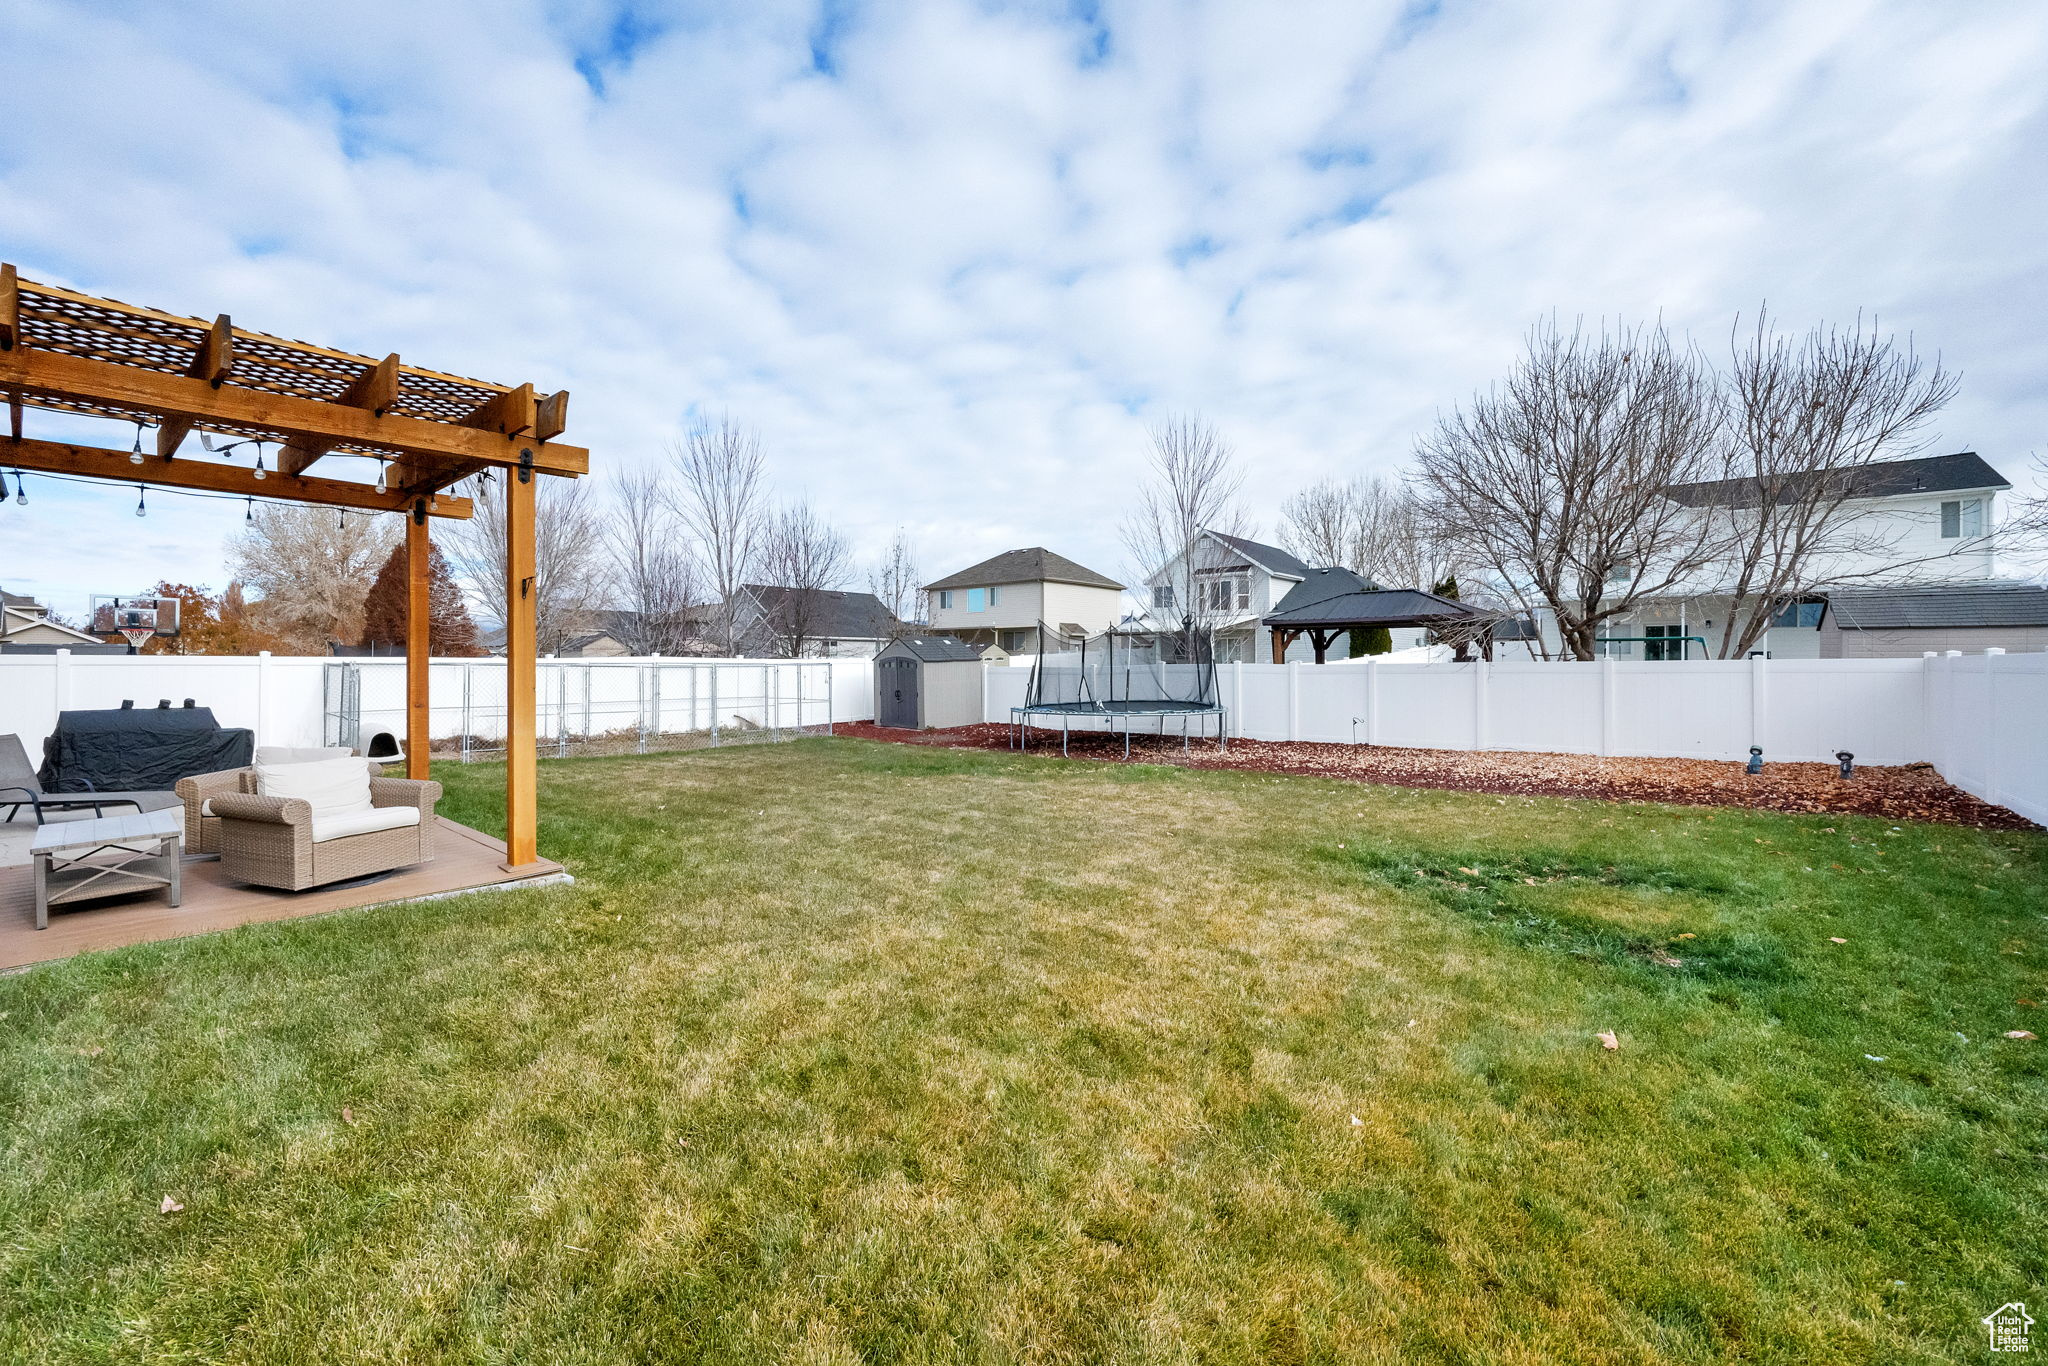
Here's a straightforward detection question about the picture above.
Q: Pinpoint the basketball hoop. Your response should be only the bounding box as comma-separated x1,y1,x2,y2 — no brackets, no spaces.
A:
120,627,155,652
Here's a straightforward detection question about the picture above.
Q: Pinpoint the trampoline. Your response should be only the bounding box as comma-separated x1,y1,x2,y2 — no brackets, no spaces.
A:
1012,621,1227,758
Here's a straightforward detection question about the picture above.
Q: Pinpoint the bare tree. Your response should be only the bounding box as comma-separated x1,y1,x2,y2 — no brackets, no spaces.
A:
603,466,700,654
867,526,922,629
227,505,401,652
1123,415,1249,654
670,415,768,654
1414,319,1730,661
1279,475,1414,581
445,474,604,654
1700,313,1961,657
752,498,852,657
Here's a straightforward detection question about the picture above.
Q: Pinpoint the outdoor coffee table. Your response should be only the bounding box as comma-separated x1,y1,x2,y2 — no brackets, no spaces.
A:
31,807,183,929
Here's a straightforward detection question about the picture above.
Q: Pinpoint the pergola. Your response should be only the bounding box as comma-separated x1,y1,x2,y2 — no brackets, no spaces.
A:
0,263,588,869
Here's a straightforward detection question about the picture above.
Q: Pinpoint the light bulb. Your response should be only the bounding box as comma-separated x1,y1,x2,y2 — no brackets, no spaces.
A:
135,488,147,517
244,497,254,523
376,461,388,494
254,450,267,480
10,472,21,506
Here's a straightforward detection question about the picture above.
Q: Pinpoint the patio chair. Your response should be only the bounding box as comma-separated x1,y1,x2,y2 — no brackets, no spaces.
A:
0,733,182,825
178,746,383,855
211,755,440,892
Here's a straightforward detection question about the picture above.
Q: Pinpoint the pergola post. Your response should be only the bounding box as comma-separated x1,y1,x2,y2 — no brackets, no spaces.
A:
503,469,539,869
405,500,431,781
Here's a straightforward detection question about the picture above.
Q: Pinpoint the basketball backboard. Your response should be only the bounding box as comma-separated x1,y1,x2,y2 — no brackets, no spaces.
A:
90,595,180,653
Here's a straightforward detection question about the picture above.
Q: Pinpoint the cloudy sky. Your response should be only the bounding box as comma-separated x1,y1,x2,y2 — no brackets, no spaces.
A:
3,0,2045,621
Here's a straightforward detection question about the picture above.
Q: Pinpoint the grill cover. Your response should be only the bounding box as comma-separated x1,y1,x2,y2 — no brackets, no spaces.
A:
38,705,255,793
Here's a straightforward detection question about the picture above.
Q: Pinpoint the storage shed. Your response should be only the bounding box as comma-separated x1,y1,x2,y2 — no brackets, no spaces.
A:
875,636,984,730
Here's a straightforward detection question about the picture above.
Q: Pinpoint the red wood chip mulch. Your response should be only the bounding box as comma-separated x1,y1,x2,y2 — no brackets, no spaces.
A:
835,721,2038,832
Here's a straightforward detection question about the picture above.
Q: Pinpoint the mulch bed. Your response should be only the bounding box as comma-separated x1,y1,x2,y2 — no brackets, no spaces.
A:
835,721,2039,832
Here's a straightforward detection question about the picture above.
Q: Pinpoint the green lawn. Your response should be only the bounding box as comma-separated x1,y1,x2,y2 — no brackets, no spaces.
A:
2,739,2044,1364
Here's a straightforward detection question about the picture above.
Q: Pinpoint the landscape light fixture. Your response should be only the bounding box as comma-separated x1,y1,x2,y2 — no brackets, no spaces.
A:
1746,746,1763,775
1836,751,1855,779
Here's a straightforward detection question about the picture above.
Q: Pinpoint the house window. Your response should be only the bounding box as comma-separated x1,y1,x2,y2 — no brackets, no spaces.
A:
1198,576,1247,612
1769,601,1824,628
1604,565,1634,589
988,586,1002,606
1941,498,1983,539
938,590,954,610
1153,585,1174,609
967,588,986,612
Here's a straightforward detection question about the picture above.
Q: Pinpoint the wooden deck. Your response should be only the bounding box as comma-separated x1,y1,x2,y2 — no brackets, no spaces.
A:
0,819,567,971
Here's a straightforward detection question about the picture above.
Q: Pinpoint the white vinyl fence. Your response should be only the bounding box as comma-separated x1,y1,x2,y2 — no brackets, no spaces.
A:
3,649,2043,827
987,652,2048,829
0,653,876,763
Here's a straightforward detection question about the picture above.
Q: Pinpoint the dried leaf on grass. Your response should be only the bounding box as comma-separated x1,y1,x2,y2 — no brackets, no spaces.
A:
2005,1031,2038,1041
1596,1031,1619,1051
158,1196,183,1215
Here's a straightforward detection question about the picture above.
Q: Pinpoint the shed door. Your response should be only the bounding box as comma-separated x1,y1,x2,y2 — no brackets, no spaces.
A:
878,656,919,729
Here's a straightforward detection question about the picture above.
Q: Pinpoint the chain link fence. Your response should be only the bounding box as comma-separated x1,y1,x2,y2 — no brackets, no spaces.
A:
323,658,836,761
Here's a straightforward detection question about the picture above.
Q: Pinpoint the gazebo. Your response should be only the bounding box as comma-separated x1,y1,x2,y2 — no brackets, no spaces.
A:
0,263,585,872
1263,567,1488,663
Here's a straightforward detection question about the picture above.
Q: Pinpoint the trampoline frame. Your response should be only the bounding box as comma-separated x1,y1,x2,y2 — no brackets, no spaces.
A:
1009,701,1229,759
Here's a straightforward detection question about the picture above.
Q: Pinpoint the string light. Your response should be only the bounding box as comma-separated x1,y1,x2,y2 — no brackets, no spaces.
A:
129,420,145,466
253,442,268,480
375,458,388,494
244,495,254,523
135,487,147,518
9,471,22,506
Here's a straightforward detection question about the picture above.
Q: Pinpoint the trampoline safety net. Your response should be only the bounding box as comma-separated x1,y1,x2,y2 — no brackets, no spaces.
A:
1017,621,1226,756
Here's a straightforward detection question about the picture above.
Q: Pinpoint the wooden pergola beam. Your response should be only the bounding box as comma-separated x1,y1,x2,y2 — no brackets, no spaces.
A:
0,436,473,518
0,346,587,482
279,352,400,477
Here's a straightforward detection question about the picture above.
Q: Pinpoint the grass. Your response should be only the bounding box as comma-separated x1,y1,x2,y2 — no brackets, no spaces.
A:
1,738,2044,1363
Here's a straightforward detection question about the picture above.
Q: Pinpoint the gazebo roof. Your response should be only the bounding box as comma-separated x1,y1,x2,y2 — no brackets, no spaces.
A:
1265,568,1481,629
2,263,587,517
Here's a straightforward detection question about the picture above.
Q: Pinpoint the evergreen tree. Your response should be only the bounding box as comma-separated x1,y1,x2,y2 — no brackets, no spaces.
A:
1432,575,1460,600
359,540,481,655
1363,625,1393,655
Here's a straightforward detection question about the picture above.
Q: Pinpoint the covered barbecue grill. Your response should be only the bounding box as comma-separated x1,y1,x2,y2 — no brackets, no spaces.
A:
38,701,254,793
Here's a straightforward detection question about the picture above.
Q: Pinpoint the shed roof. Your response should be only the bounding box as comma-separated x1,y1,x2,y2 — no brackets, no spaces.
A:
1827,584,2048,629
926,547,1122,591
882,635,985,662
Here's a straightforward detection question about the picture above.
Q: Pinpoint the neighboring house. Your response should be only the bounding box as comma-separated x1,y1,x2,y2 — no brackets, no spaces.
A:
1546,453,2027,659
924,547,1123,653
1134,530,1413,662
731,584,901,658
0,587,102,649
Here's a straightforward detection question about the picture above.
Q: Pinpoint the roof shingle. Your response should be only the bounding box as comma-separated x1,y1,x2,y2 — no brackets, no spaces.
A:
925,548,1122,591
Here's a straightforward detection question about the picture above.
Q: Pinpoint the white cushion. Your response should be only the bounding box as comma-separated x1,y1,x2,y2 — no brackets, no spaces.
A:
256,756,372,822
254,745,355,766
309,804,420,843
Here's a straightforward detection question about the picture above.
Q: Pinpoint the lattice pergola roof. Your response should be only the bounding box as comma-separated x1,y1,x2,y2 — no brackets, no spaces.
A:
1,263,586,519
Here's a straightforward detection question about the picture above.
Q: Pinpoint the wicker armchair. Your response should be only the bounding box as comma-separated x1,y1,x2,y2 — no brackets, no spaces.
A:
177,749,382,855
213,776,442,891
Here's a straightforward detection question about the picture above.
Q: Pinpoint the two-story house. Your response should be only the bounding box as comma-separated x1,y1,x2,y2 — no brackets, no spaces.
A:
924,548,1123,653
1136,531,1320,662
1588,451,2019,659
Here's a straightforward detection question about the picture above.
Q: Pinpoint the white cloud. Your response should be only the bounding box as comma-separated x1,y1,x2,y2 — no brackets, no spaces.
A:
2,0,2044,622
